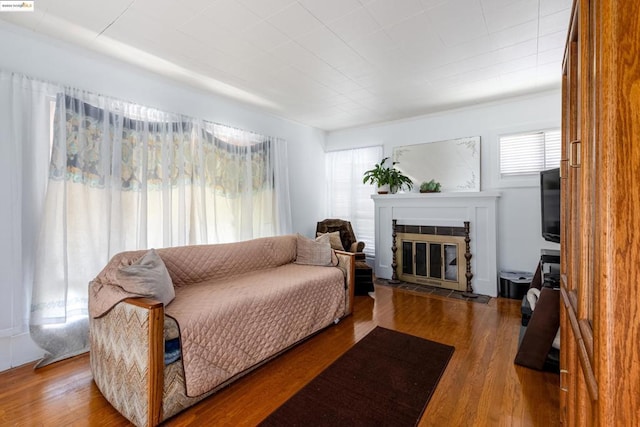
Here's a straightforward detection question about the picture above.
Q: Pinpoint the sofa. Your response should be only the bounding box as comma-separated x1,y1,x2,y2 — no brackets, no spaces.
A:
88,234,355,427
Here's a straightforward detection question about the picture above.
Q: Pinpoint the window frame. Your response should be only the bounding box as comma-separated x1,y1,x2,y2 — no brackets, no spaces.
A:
325,145,383,259
489,122,561,188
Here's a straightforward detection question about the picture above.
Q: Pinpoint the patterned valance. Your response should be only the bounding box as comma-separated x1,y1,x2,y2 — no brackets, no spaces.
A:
50,94,273,196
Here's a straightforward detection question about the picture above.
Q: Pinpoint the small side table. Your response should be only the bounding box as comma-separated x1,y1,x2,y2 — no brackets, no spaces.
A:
354,260,374,295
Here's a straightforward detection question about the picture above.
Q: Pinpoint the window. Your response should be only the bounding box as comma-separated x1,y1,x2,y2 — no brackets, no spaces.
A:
499,129,561,176
326,146,383,258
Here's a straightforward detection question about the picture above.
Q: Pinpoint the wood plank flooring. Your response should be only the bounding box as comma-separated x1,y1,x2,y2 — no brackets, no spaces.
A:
0,285,559,426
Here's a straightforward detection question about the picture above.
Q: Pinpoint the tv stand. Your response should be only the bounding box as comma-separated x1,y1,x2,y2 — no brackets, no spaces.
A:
514,250,561,372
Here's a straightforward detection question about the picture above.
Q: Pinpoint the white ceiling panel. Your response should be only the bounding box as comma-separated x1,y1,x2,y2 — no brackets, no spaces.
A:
540,0,573,17
482,0,539,33
330,54,373,79
420,0,453,9
103,8,168,44
241,21,290,52
299,0,362,23
437,36,494,65
426,1,488,47
426,0,483,25
326,7,381,42
296,26,348,57
495,39,538,62
364,0,425,28
538,47,565,66
200,0,262,34
539,9,572,36
348,30,397,57
238,0,297,19
1,0,572,131
539,30,569,52
536,62,561,84
488,20,538,49
314,43,363,66
498,54,538,74
182,24,266,62
39,0,130,34
480,0,522,9
384,11,441,49
128,0,197,27
269,41,319,69
267,3,323,39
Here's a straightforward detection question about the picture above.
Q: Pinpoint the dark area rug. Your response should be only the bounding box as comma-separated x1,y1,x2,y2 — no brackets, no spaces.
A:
259,327,454,427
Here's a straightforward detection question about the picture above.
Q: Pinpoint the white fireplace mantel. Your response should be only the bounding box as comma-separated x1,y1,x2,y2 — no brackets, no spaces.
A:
372,191,501,297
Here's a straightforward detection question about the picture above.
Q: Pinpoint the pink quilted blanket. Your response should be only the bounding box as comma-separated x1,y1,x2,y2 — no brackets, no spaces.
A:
167,263,345,396
89,235,298,318
89,235,347,397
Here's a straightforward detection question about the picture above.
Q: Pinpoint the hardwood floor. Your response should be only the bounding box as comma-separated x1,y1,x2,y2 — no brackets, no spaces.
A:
0,285,559,426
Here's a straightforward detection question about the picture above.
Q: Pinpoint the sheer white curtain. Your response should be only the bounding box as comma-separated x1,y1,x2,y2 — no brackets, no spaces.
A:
2,74,293,367
326,146,382,258
198,123,291,242
0,72,59,367
30,89,206,365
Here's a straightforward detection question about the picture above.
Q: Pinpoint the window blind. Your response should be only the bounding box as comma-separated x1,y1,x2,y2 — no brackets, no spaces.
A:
499,129,561,176
326,146,382,257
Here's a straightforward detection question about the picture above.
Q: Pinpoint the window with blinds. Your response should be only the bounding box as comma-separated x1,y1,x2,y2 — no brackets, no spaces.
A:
499,129,561,176
326,146,382,258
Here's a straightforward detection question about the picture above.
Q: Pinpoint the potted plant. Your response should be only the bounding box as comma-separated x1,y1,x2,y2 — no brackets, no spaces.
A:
363,157,413,194
387,165,413,193
362,157,391,193
420,179,442,193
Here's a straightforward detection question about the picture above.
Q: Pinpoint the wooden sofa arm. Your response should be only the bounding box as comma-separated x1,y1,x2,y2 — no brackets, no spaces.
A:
335,250,356,315
90,297,164,427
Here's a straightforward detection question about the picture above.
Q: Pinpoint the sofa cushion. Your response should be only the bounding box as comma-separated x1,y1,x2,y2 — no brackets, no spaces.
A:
165,263,346,396
116,249,175,306
89,235,299,319
296,234,334,266
316,231,345,251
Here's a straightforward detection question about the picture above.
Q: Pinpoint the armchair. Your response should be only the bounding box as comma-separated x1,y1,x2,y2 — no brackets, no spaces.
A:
315,219,364,256
316,219,373,295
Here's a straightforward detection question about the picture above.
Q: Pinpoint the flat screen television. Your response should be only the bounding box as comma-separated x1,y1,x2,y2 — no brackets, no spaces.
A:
540,168,561,243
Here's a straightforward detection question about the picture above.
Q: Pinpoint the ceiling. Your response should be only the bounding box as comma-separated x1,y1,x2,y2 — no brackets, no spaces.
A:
2,0,572,131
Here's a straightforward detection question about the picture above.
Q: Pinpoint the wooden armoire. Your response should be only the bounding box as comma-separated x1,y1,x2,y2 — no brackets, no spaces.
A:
561,0,640,425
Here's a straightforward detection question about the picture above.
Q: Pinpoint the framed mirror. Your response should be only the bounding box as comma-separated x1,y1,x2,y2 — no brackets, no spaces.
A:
392,136,480,192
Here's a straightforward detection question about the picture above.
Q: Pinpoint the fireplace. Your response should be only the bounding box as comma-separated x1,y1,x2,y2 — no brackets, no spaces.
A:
395,223,470,291
372,192,500,297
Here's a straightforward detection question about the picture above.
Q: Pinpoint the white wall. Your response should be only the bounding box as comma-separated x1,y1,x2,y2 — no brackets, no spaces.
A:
326,92,562,282
0,21,326,370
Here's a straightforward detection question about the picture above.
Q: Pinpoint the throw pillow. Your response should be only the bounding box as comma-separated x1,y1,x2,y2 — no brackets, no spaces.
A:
296,233,335,266
116,248,175,306
316,231,345,251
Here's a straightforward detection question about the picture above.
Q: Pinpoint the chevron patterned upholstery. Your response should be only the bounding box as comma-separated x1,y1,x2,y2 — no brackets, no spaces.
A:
90,302,155,427
89,236,355,427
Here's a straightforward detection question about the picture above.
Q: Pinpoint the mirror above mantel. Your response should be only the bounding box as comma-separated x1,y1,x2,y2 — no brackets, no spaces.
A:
392,136,481,192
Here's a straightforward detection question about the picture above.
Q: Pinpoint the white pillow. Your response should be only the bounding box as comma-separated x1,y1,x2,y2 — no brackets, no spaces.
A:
295,233,336,266
116,249,175,306
316,231,345,251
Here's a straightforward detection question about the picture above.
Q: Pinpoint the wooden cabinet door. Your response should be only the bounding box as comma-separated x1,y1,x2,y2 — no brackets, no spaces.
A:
563,0,640,423
561,0,597,424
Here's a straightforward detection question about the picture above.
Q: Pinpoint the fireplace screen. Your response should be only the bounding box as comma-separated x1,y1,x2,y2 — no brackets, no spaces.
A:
397,233,467,291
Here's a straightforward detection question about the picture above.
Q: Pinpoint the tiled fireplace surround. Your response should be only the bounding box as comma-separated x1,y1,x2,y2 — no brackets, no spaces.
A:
372,192,501,297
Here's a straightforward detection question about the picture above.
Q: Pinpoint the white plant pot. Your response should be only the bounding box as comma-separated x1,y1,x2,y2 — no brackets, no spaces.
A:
377,184,390,194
